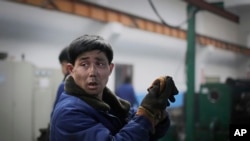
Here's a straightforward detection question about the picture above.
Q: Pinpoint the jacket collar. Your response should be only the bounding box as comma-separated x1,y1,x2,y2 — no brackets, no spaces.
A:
64,75,131,119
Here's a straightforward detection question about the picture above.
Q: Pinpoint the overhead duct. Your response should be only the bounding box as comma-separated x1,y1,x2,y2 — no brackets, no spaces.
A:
199,45,247,67
96,22,123,42
112,25,187,60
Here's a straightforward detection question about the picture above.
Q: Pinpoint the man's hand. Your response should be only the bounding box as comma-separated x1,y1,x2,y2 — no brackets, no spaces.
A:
148,76,179,107
136,76,179,127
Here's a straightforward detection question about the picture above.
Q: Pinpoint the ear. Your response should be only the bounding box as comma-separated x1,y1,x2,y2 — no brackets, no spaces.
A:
109,63,114,75
67,63,74,74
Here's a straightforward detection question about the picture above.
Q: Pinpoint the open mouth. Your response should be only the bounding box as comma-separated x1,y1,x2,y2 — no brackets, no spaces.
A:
88,82,98,89
89,82,97,86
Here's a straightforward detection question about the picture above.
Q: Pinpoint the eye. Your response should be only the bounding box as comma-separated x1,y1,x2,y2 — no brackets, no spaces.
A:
97,62,107,67
81,62,89,67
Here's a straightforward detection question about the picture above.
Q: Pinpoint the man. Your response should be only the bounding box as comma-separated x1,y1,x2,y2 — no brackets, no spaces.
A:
53,46,70,108
116,76,139,108
37,46,71,141
50,34,179,141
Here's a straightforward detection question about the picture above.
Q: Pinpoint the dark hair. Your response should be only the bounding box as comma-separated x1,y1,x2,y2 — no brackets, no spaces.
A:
68,34,113,65
58,46,70,63
124,76,132,83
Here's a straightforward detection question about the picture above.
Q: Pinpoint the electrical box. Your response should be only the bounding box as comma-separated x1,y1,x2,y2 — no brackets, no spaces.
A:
0,61,35,141
33,67,63,139
0,61,62,141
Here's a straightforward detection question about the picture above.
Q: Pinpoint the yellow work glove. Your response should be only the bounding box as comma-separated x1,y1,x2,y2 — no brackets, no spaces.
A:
136,76,179,127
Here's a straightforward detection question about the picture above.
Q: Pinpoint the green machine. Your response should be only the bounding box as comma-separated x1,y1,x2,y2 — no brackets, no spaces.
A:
159,79,250,141
196,83,230,141
196,79,250,141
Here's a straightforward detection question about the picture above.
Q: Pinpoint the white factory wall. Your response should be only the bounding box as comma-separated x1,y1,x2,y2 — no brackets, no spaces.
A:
0,1,250,141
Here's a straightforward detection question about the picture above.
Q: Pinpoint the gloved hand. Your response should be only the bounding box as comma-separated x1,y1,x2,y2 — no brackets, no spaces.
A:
148,76,179,107
136,76,178,127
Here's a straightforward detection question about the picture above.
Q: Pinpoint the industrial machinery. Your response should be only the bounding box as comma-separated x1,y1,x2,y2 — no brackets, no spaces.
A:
195,78,250,141
160,78,250,141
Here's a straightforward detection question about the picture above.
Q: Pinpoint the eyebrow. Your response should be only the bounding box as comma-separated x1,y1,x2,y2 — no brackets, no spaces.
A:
79,56,89,61
79,56,106,61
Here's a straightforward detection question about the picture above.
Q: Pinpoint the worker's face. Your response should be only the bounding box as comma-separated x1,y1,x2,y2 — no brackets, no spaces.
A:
68,50,114,99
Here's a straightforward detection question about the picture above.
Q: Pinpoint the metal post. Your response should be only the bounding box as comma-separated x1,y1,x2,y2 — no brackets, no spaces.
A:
185,4,198,141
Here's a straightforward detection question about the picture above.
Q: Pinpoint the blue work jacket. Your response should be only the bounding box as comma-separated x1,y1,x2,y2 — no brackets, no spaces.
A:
50,92,169,141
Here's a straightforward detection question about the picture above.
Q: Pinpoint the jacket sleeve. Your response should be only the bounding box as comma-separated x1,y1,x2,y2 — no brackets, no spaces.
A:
149,115,170,141
127,108,171,141
50,100,154,141
53,83,64,108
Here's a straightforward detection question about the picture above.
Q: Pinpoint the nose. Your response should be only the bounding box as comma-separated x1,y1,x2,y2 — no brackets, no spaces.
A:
89,64,97,76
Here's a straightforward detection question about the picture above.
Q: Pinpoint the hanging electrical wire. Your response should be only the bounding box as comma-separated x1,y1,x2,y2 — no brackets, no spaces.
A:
148,0,193,29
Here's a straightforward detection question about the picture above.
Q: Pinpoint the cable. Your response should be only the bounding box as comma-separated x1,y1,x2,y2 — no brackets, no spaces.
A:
148,0,193,29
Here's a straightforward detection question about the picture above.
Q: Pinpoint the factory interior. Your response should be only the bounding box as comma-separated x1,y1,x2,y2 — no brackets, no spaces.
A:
1,0,250,141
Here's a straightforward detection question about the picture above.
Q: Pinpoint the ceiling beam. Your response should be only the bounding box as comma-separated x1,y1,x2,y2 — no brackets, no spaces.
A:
11,0,250,55
184,0,239,23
